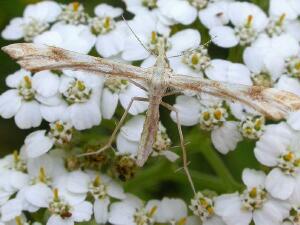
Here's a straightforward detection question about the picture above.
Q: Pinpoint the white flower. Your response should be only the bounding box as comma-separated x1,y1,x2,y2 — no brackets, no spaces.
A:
243,34,299,87
269,0,300,20
171,95,242,154
57,2,88,25
108,195,158,225
210,2,268,47
199,1,232,29
34,23,96,54
0,70,60,129
3,154,66,214
157,0,198,25
1,1,61,41
169,45,209,78
101,78,148,119
46,189,93,225
122,13,200,65
22,121,73,158
116,115,179,162
1,199,23,222
66,171,125,224
124,0,158,13
189,192,226,225
151,197,187,224
91,4,128,58
215,168,289,225
205,59,252,85
40,70,104,130
254,122,300,200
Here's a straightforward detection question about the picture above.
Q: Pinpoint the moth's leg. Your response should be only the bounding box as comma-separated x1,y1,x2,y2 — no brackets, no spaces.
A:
78,97,149,157
160,101,196,194
129,79,148,92
163,90,182,97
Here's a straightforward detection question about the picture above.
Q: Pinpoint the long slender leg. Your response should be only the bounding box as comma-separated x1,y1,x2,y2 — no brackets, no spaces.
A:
129,79,148,92
78,97,149,157
160,101,196,194
163,90,181,97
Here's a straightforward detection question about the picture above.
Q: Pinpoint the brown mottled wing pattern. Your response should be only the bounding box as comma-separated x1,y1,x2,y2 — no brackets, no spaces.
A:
168,74,300,120
2,43,150,81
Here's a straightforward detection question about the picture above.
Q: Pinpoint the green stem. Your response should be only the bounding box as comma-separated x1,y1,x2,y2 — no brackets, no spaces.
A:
187,130,242,192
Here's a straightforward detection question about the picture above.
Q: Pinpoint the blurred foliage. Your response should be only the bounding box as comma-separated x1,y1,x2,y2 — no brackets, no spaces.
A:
0,0,269,204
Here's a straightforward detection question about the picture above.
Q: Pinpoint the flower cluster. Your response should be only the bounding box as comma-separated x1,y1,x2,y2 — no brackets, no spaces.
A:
1,0,300,224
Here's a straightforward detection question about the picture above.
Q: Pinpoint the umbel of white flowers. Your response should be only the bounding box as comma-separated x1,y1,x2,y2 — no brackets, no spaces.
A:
1,0,300,225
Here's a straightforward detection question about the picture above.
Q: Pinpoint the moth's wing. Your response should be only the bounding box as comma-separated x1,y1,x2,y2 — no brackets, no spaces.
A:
2,43,149,81
168,74,300,120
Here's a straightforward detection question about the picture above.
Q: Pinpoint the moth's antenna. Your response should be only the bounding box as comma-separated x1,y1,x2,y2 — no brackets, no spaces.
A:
121,15,154,55
168,36,217,58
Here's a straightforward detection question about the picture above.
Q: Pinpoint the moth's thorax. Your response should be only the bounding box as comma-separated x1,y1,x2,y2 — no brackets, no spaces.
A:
149,38,171,90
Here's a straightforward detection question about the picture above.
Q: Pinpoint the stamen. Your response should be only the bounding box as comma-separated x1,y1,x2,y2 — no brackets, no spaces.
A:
246,15,253,28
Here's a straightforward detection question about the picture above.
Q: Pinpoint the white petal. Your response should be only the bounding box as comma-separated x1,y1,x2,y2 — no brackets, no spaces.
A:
94,198,110,224
108,201,136,225
47,215,73,225
170,95,201,126
94,4,123,18
204,216,227,225
116,133,139,156
159,150,179,162
266,168,295,200
269,0,298,19
40,103,69,123
158,0,197,25
34,30,63,47
5,69,31,88
1,199,23,221
211,121,243,154
121,35,150,61
10,171,29,190
69,101,101,130
95,29,125,58
168,29,200,56
15,101,42,129
242,168,266,188
205,59,229,82
72,201,93,222
289,175,300,204
1,18,24,40
32,71,60,97
243,46,264,74
101,88,119,119
119,115,145,142
24,130,54,158
272,34,299,58
227,63,252,85
210,26,239,48
141,56,156,68
253,198,289,225
214,193,252,225
25,183,52,208
107,181,126,199
67,171,90,194
158,198,187,222
119,84,148,115
199,2,230,29
0,90,22,119
287,111,300,131
276,75,300,96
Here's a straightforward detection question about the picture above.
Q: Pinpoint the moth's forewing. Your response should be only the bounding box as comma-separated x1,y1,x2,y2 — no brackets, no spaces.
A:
168,73,300,120
2,43,150,81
